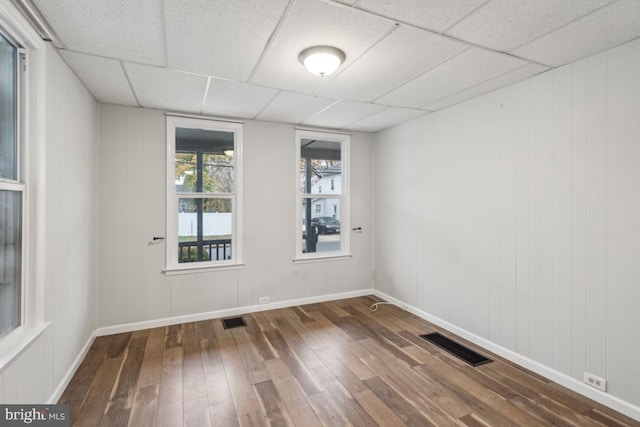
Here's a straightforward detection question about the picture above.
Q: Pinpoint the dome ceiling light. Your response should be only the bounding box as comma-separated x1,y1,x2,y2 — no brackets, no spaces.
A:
299,46,346,77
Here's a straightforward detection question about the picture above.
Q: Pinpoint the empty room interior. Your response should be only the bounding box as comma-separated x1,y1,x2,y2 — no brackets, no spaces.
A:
1,0,640,425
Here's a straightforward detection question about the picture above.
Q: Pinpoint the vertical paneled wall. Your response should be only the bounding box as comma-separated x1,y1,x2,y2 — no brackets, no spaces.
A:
0,45,99,403
44,46,100,387
98,106,375,328
374,38,640,409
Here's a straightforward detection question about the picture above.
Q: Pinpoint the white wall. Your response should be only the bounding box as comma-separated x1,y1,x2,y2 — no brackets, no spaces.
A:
98,105,374,327
374,38,640,413
0,44,99,402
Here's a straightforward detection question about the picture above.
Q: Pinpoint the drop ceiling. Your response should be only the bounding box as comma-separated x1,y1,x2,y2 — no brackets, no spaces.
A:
27,0,640,132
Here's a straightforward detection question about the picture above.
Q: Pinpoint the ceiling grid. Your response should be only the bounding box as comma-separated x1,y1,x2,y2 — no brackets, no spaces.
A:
27,0,640,132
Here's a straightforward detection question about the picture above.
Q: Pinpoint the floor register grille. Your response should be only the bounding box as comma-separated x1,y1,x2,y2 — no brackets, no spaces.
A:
420,332,492,366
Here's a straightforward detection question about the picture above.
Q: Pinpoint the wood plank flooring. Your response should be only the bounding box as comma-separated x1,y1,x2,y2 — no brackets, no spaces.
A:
59,296,639,426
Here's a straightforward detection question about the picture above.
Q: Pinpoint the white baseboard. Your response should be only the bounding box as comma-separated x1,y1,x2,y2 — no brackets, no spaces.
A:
48,329,97,404
96,288,375,337
372,289,640,422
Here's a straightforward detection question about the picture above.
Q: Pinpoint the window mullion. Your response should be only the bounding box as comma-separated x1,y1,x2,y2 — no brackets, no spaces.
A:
176,193,235,199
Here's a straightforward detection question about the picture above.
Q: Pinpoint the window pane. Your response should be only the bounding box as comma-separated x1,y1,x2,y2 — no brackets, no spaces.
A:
299,139,341,194
302,198,341,254
175,127,234,193
0,190,21,338
203,153,234,193
0,33,17,181
178,198,232,263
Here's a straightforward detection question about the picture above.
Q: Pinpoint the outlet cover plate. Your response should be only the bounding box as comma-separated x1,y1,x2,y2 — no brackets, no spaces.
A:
583,372,607,392
259,296,269,304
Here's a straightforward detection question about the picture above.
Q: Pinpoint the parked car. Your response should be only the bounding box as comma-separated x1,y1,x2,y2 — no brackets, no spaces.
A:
311,216,340,234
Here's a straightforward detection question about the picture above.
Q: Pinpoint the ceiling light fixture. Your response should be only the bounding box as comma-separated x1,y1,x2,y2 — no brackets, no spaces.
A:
299,46,346,77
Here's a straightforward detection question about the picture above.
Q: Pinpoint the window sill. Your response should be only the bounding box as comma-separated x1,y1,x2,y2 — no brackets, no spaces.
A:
293,254,352,264
163,262,245,276
0,321,51,374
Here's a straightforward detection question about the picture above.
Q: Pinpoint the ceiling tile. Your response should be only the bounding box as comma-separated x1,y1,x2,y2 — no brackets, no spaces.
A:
511,0,640,67
319,25,467,102
124,63,208,113
164,0,289,81
446,0,614,52
33,0,165,66
202,79,278,119
251,0,396,94
377,47,528,108
347,107,430,132
424,63,549,110
32,0,640,129
355,0,488,33
59,51,137,106
255,91,337,124
302,100,386,129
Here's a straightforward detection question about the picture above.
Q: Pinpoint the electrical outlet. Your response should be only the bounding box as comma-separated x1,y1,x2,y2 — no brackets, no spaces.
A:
583,372,607,392
258,296,269,304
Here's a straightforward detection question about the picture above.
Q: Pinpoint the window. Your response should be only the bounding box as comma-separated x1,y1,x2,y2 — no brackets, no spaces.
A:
166,116,243,271
296,130,350,259
0,28,24,338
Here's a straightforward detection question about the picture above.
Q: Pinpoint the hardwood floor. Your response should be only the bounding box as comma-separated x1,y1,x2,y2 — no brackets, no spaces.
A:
60,296,639,426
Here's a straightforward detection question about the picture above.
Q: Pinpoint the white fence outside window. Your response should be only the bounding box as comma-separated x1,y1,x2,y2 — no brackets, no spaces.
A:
178,213,231,237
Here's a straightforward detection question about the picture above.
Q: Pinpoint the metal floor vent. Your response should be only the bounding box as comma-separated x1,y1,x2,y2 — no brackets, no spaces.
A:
222,316,247,329
420,332,492,367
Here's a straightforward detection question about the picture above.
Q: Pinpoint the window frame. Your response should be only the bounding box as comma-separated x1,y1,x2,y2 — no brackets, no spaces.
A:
295,129,350,262
165,115,243,274
0,25,25,340
0,4,50,371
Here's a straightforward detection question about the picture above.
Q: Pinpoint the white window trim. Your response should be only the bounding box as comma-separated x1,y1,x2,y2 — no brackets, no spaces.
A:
0,0,50,373
164,115,243,274
295,129,350,261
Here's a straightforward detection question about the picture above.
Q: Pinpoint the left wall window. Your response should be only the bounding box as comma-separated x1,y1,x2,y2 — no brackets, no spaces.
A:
0,28,24,338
